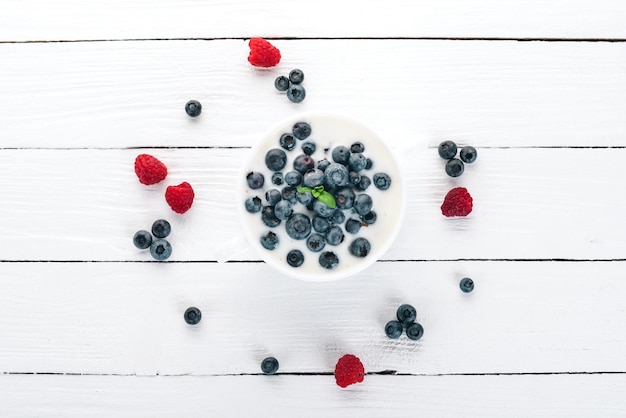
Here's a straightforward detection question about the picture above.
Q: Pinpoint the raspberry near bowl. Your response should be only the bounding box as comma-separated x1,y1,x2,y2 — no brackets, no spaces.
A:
238,113,406,281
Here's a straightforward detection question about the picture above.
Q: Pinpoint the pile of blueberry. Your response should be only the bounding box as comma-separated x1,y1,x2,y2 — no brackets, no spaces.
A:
438,140,477,177
133,219,173,261
384,304,424,340
244,121,391,271
274,69,306,103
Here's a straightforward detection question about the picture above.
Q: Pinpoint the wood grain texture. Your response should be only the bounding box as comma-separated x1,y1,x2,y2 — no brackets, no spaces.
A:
0,40,625,149
2,374,625,417
0,261,624,375
1,0,625,41
1,147,625,261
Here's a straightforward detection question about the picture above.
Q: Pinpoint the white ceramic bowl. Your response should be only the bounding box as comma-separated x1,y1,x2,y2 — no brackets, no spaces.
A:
238,113,405,281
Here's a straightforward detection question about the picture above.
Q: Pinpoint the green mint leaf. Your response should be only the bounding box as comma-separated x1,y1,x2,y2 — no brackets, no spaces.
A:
312,185,324,198
317,191,336,208
297,187,312,194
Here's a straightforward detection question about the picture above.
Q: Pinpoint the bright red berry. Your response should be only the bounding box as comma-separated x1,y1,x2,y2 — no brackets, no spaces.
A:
334,354,365,388
134,154,167,185
165,182,195,214
247,38,281,67
441,187,473,217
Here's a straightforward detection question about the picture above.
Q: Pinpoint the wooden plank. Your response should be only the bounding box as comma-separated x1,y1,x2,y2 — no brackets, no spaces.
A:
1,373,625,417
1,0,625,41
0,147,625,262
0,261,624,375
0,40,625,149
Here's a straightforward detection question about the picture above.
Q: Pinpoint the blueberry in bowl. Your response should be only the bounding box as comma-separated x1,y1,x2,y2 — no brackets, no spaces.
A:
239,113,405,281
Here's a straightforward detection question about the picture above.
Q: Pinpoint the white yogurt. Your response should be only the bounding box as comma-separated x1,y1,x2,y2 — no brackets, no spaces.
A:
239,113,405,281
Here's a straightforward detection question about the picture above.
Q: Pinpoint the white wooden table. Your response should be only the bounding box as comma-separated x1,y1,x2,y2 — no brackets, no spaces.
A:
1,1,626,416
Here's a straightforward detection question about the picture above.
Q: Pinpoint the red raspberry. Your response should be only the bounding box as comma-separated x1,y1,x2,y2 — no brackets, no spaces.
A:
247,38,281,68
165,182,195,214
134,154,167,185
334,354,365,388
441,187,473,217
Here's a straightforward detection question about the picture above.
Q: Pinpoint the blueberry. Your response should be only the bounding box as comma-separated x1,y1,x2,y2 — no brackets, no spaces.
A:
279,133,297,151
302,141,316,155
345,219,361,234
281,186,298,204
293,154,315,174
265,148,287,172
245,196,262,213
324,163,349,188
349,171,361,185
261,206,281,227
274,75,290,92
150,239,172,261
331,146,350,165
361,211,377,225
334,187,355,210
348,153,367,172
289,69,305,84
296,190,313,206
460,277,474,293
396,304,416,326
285,213,311,240
303,169,325,188
284,171,302,186
354,194,373,216
269,172,282,186
406,322,424,341
184,100,202,117
287,84,306,103
184,307,202,325
286,249,304,267
373,173,391,190
350,142,365,153
438,140,457,159
445,158,464,177
319,251,339,269
325,226,344,246
265,189,282,206
312,215,331,233
261,357,279,375
365,158,373,170
460,146,477,164
356,175,371,191
330,209,345,225
385,320,403,339
151,219,171,239
246,171,264,189
292,121,311,140
349,237,371,258
306,233,326,252
260,231,279,250
313,200,335,218
274,200,293,220
133,230,152,249
317,159,331,172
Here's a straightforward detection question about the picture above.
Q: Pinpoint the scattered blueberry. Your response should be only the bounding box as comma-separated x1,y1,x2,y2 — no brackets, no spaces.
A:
354,194,373,216
303,169,325,188
349,171,361,185
312,215,331,233
348,153,367,172
355,175,371,191
261,206,281,227
331,146,350,165
293,154,315,174
406,322,424,341
313,200,335,218
365,158,373,170
385,320,403,339
296,190,314,206
306,233,326,252
373,173,391,190
324,163,349,188
265,148,287,172
302,141,316,156
285,213,311,240
286,249,304,267
438,140,457,160
317,159,331,172
334,187,355,210
460,146,477,164
445,158,465,177
274,76,290,92
245,196,262,213
284,170,302,186
184,307,202,325
184,100,202,117
261,357,279,374
460,277,474,293
345,219,361,234
281,186,298,204
396,304,417,326
246,171,265,189
319,251,339,269
349,237,371,257
325,226,344,246
292,122,312,140
150,238,172,261
265,189,282,206
360,210,377,225
260,231,280,250
287,84,306,103
330,209,345,225
151,219,171,239
279,133,297,151
273,200,293,220
133,230,152,249
271,172,284,186
350,142,365,153
289,69,305,84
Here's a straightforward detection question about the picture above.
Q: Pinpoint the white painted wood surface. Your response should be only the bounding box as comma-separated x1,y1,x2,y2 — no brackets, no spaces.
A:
1,1,626,416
